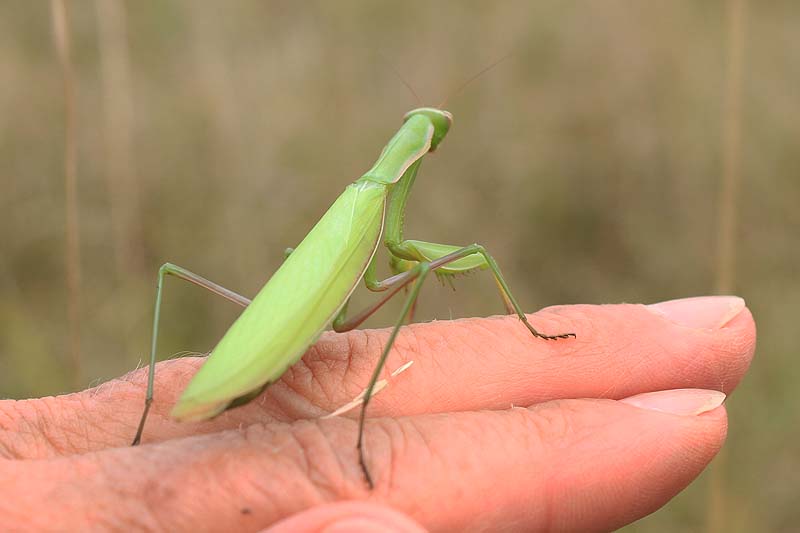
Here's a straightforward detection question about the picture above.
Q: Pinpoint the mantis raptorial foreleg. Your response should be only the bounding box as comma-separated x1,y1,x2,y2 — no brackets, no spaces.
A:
390,239,567,339
333,238,564,337
401,239,516,313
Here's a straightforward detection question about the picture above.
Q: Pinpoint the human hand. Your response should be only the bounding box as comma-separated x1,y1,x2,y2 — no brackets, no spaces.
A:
0,296,754,532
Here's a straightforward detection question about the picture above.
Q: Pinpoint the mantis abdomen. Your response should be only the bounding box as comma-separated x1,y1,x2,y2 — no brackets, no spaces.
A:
171,181,386,421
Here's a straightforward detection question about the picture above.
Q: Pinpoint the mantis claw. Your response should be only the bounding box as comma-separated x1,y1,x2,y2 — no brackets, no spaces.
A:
521,320,576,341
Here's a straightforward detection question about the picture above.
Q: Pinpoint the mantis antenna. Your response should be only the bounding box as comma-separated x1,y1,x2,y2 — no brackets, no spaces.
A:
379,53,422,106
439,51,515,108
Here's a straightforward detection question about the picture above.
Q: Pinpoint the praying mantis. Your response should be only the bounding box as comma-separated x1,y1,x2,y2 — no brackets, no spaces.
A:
132,106,575,488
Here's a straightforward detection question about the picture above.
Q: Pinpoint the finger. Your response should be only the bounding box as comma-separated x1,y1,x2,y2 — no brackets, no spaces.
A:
2,389,726,532
303,296,753,413
117,296,755,432
146,297,753,423
1,297,753,455
264,502,427,533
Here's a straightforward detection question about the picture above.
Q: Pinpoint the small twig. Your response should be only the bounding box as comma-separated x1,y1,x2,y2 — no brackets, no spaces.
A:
322,360,414,419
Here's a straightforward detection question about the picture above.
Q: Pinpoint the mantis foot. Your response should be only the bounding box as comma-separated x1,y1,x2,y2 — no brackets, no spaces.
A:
521,320,576,341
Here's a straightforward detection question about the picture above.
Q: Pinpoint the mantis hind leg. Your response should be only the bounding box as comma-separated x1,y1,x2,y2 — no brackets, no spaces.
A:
131,262,251,446
407,239,514,312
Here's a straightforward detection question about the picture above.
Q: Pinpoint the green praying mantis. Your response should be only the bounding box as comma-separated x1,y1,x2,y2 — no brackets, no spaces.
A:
132,106,575,488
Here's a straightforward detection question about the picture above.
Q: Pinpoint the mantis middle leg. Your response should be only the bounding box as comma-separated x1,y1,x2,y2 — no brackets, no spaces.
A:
338,244,575,487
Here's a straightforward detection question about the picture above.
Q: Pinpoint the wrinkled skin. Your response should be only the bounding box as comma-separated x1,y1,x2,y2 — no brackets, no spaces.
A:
0,297,755,532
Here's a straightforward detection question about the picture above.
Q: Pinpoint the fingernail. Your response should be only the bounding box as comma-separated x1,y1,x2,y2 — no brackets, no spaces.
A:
620,388,726,416
647,296,745,329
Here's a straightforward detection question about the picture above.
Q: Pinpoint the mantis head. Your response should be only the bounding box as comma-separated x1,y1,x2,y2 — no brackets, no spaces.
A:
404,107,452,152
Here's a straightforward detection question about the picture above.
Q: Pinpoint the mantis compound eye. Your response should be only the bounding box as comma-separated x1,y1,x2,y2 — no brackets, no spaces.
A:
403,107,452,151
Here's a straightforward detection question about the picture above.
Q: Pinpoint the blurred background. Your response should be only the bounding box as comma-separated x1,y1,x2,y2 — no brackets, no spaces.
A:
0,1,796,530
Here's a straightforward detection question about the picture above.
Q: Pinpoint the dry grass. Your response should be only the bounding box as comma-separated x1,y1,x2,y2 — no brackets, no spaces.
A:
49,0,82,389
708,1,748,531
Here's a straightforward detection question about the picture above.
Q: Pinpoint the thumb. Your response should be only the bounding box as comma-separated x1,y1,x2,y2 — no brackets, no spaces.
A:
264,501,427,533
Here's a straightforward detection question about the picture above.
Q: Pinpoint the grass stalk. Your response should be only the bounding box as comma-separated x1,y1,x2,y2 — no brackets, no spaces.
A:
50,0,82,389
708,0,747,531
